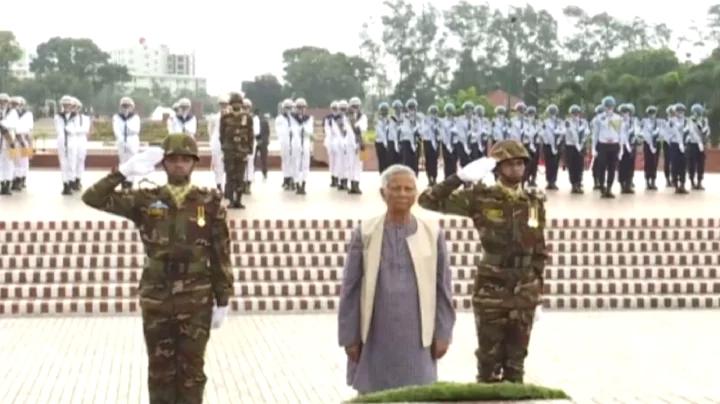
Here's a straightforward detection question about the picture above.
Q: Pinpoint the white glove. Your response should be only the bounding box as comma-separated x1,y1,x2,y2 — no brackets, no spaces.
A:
211,306,229,329
119,147,164,178
457,157,497,183
534,305,543,324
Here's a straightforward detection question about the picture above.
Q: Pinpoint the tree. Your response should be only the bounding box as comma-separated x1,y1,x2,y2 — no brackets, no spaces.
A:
241,74,283,115
282,46,370,107
0,31,23,89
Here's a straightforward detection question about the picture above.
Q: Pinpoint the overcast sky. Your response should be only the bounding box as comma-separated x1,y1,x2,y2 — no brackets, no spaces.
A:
5,0,718,94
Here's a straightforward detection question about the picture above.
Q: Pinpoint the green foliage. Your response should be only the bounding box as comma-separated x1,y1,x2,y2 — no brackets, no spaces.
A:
0,31,23,89
348,382,569,403
282,46,370,107
242,74,283,115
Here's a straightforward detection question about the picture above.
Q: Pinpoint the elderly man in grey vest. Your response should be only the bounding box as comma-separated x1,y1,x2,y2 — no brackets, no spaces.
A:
338,164,456,394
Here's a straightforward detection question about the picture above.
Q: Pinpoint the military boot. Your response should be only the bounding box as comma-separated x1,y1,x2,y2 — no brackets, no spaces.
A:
72,178,82,191
62,182,72,195
696,180,705,191
338,179,347,191
330,176,338,188
216,184,223,194
20,177,26,189
348,181,362,195
11,178,21,191
282,177,290,190
675,184,689,194
296,181,306,195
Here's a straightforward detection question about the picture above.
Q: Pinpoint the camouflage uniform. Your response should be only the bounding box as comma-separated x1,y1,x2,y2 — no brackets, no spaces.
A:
220,93,254,208
418,140,549,383
82,134,234,404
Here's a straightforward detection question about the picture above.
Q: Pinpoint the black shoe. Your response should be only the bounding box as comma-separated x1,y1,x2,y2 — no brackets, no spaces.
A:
62,182,72,195
216,184,223,193
696,182,705,191
296,182,306,195
675,186,689,195
621,183,634,194
10,178,20,191
601,190,615,199
72,179,82,191
571,185,583,194
330,176,338,188
338,179,347,191
20,177,26,189
546,183,558,191
348,181,362,195
282,177,290,190
231,200,246,209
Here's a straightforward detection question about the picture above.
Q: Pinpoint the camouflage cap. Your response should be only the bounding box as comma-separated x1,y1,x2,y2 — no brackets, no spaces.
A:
162,134,199,160
489,139,529,163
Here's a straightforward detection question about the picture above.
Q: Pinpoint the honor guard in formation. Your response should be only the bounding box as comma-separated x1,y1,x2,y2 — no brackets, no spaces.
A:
219,92,254,208
54,95,87,195
277,99,295,190
522,106,541,187
344,97,368,194
455,101,474,167
686,103,710,190
168,98,197,137
542,104,564,190
240,98,261,195
472,105,491,160
290,98,314,195
592,96,623,198
113,97,141,190
618,103,640,194
422,105,441,185
374,102,391,174
324,101,340,186
441,103,458,179
564,105,590,193
419,140,548,383
669,103,689,194
208,95,230,192
7,96,33,192
492,106,510,145
400,98,422,174
82,134,233,404
641,105,661,190
661,105,676,187
0,93,18,195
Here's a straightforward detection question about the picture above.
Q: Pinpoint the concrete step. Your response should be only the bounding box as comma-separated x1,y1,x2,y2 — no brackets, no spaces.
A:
3,266,718,285
1,240,718,256
2,279,718,300
3,293,720,315
2,217,718,231
2,228,718,244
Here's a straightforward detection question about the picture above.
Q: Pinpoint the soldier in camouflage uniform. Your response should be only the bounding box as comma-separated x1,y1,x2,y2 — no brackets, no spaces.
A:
82,134,234,404
418,139,549,383
220,92,254,209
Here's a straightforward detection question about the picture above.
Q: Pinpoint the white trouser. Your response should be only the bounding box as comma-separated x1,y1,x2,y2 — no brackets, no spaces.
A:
117,136,140,183
344,138,363,182
0,143,14,181
281,134,293,178
210,135,225,186
292,136,311,183
244,143,256,182
331,135,346,179
57,135,80,183
324,133,335,177
75,135,88,182
12,134,29,178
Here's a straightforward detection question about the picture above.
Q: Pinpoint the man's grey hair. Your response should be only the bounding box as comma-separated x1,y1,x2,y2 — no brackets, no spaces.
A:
380,164,417,189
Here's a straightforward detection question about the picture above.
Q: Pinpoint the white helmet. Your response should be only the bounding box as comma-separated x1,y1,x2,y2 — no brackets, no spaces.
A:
217,94,230,104
172,102,180,110
178,98,191,107
12,96,26,106
119,97,135,108
72,97,82,108
243,98,253,108
338,100,349,110
295,98,307,108
330,101,338,109
281,98,294,109
60,95,73,104
0,93,9,102
349,97,362,107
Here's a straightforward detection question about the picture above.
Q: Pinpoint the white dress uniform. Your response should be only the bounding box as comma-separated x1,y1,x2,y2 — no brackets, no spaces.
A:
509,116,525,142
290,113,314,185
0,108,19,184
276,112,293,182
344,112,367,184
208,112,225,187
493,116,510,142
113,112,141,182
323,113,337,181
244,114,261,184
167,114,197,137
13,108,34,182
54,111,80,186
331,116,348,185
74,112,91,186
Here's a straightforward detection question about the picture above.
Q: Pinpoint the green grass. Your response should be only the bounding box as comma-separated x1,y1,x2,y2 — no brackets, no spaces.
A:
347,381,570,403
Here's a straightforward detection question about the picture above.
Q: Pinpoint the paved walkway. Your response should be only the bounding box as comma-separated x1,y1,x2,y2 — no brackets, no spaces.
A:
1,311,719,404
1,170,718,221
